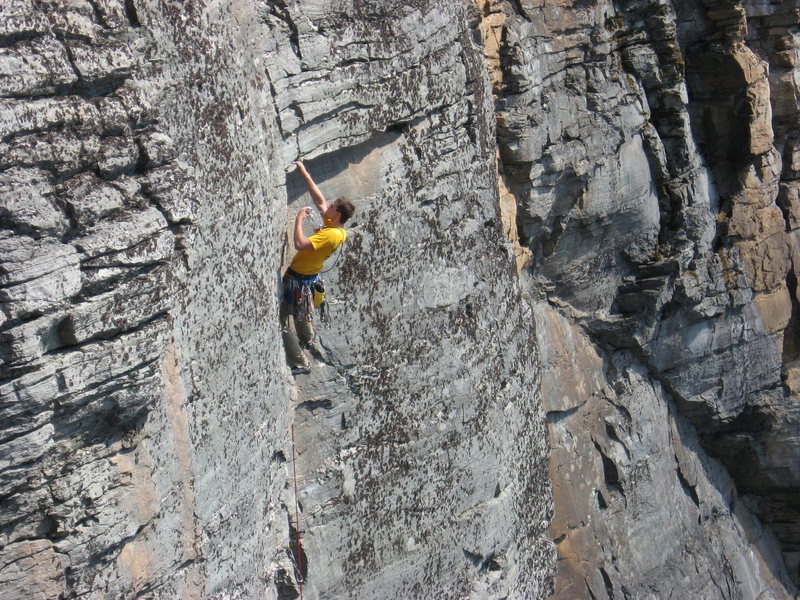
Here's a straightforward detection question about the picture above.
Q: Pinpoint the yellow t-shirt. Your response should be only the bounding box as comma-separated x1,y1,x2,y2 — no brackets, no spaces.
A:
289,225,347,275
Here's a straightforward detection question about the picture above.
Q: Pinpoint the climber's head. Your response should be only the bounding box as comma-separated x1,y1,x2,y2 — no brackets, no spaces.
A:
326,197,354,226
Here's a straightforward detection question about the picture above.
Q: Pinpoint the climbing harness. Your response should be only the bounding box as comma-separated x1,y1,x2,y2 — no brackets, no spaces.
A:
285,225,345,320
284,269,319,322
290,423,305,599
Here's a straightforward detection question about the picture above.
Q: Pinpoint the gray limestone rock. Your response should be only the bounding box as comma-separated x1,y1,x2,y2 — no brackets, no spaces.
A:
0,96,103,140
536,302,793,599
1,0,799,599
0,234,81,321
141,162,196,224
60,172,127,228
0,37,78,97
96,135,140,178
0,167,67,237
479,0,800,595
73,206,168,259
0,540,64,600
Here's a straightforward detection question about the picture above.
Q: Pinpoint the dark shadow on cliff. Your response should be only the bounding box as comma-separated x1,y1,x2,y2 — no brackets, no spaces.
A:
285,129,403,205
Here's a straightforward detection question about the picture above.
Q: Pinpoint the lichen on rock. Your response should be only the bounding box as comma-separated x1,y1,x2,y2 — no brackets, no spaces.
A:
1,0,800,599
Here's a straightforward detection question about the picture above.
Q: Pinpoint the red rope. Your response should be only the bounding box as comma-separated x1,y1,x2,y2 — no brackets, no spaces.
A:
291,423,305,600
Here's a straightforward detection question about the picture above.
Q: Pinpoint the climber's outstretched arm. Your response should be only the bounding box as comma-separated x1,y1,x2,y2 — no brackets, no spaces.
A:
294,161,328,214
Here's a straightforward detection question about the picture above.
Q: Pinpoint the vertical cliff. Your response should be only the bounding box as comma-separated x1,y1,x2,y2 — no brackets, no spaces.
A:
269,2,554,598
473,0,799,597
1,0,290,597
1,1,555,598
1,0,799,599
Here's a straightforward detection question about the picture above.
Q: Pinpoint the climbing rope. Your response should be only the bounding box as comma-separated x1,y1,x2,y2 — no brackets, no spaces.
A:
290,423,305,600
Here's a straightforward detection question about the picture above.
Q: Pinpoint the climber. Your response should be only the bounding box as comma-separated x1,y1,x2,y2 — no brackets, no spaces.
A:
281,160,354,375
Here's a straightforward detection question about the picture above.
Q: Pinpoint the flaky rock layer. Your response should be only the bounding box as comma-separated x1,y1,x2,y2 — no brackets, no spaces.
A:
1,1,798,599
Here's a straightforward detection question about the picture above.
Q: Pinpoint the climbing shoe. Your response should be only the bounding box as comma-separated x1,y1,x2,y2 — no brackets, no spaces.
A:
291,364,311,376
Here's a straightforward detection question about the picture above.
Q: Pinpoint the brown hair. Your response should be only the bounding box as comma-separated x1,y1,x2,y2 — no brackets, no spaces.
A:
334,197,355,223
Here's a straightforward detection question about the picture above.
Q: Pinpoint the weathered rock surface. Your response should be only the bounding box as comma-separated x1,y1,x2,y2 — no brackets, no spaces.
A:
475,0,800,596
273,2,555,597
1,0,553,598
537,302,793,599
1,0,799,599
0,0,201,597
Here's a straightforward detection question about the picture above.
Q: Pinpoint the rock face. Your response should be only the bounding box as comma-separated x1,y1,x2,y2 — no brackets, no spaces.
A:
0,1,798,600
474,0,800,597
1,1,554,598
0,0,284,597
